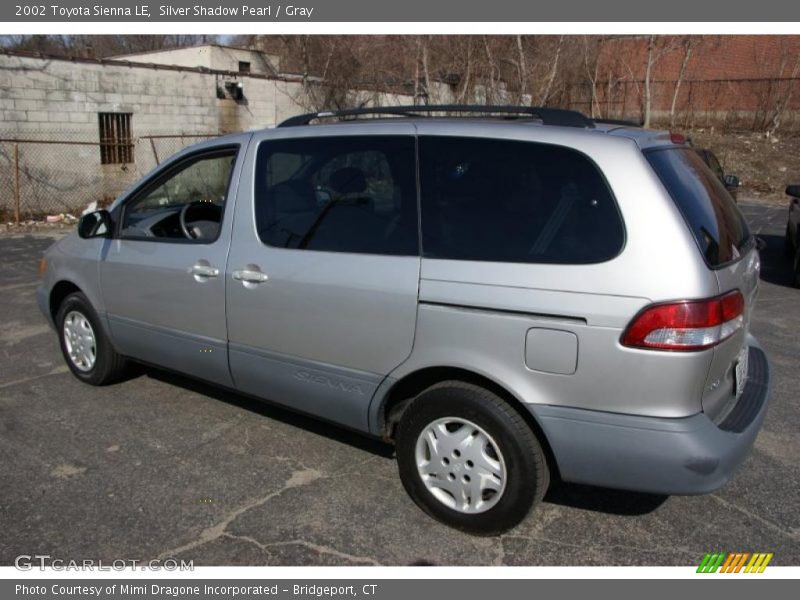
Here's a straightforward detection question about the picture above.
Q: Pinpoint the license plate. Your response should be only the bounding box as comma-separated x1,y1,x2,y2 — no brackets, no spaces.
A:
734,346,749,399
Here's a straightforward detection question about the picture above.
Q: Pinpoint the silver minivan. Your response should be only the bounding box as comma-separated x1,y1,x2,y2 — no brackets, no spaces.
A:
38,106,770,534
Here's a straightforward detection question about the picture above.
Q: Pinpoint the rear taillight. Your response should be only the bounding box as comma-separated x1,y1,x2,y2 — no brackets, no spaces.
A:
669,132,687,145
621,291,745,351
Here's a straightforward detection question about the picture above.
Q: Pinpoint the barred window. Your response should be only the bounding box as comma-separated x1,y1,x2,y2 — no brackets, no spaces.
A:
98,112,134,164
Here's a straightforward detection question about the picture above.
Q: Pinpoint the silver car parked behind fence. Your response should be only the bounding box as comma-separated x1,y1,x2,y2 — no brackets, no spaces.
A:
38,105,770,534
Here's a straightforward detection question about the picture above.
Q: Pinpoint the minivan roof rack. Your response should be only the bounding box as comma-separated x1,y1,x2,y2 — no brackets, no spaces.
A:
277,104,595,129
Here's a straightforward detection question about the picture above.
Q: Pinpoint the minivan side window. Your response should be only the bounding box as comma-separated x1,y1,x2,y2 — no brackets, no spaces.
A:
418,137,624,264
255,136,418,256
121,148,237,242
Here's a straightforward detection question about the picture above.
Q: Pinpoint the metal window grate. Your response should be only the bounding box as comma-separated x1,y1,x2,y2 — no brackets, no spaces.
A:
98,112,134,164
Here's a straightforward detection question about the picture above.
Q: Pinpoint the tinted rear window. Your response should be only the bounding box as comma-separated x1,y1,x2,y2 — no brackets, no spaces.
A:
646,148,751,267
419,136,624,264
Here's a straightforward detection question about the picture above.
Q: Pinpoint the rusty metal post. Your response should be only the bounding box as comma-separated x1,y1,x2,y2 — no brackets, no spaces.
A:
149,137,160,165
13,142,20,225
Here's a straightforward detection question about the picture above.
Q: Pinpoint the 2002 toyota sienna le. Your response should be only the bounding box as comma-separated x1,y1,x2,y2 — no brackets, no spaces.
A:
37,105,770,534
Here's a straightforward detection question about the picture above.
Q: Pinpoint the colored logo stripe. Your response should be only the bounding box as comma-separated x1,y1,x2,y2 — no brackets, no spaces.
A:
720,553,750,573
697,553,726,573
697,552,773,573
745,553,773,573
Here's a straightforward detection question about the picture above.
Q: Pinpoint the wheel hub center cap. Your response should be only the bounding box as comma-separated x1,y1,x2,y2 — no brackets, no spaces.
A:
414,416,507,515
62,310,97,372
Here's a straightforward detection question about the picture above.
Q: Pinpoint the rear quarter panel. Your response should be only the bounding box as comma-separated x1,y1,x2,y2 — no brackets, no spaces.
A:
702,247,761,420
383,123,721,422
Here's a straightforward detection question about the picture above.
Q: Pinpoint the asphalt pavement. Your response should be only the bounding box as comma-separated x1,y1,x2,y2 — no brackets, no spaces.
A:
0,201,798,566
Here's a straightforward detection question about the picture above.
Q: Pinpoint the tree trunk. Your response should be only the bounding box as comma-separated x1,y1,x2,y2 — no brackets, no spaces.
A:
458,39,473,103
539,35,563,106
516,35,527,104
767,54,800,135
643,35,655,128
422,38,432,103
583,37,600,118
670,39,693,128
482,36,497,104
414,38,421,105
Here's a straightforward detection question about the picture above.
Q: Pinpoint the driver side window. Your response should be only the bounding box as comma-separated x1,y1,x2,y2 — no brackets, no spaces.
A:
121,148,236,242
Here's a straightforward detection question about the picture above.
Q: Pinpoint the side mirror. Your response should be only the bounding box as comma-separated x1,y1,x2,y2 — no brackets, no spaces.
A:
314,189,332,207
78,210,112,239
723,174,741,188
785,184,800,198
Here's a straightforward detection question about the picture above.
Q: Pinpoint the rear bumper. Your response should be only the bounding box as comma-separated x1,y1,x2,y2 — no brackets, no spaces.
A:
529,339,770,495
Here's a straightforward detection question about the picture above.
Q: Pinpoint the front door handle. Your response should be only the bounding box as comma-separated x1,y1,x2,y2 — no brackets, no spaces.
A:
232,269,269,284
189,263,219,279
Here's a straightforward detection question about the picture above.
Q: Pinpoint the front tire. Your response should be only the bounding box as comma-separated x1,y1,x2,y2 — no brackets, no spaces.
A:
396,381,549,535
56,292,127,385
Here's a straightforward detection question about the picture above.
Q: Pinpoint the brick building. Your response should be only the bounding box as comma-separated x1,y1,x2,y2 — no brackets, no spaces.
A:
586,35,800,129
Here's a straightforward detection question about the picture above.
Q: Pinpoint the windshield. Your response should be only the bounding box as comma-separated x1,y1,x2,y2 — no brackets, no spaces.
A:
646,147,752,267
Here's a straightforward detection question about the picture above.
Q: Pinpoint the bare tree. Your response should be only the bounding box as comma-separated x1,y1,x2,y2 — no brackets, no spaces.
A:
641,35,683,127
642,36,657,127
669,36,699,127
482,36,500,104
581,36,602,117
765,39,800,135
421,38,432,102
515,35,527,104
539,35,564,106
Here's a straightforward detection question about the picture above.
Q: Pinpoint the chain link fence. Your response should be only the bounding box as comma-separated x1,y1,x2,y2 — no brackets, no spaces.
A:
0,131,218,223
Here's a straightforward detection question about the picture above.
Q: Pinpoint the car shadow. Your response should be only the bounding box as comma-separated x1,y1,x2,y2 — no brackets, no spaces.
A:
544,480,668,516
139,365,395,458
137,366,669,517
757,234,796,288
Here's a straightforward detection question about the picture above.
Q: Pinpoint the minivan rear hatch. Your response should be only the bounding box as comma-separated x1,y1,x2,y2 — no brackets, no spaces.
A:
646,147,759,421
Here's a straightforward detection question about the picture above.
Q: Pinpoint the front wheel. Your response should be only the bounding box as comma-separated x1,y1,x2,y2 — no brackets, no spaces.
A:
56,292,128,385
396,381,549,535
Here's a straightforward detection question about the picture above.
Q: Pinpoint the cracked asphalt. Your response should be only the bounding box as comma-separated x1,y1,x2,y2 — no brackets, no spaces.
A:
1,200,798,566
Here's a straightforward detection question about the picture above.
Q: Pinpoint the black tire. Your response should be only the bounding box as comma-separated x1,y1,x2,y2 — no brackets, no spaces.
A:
56,291,127,385
396,381,549,535
785,223,795,260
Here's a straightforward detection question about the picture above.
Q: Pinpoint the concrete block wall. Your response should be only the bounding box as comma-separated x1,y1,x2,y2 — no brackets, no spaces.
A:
113,45,280,76
0,52,411,216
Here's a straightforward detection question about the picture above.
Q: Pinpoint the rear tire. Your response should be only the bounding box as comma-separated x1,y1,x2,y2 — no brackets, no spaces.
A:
56,292,127,385
396,381,549,535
